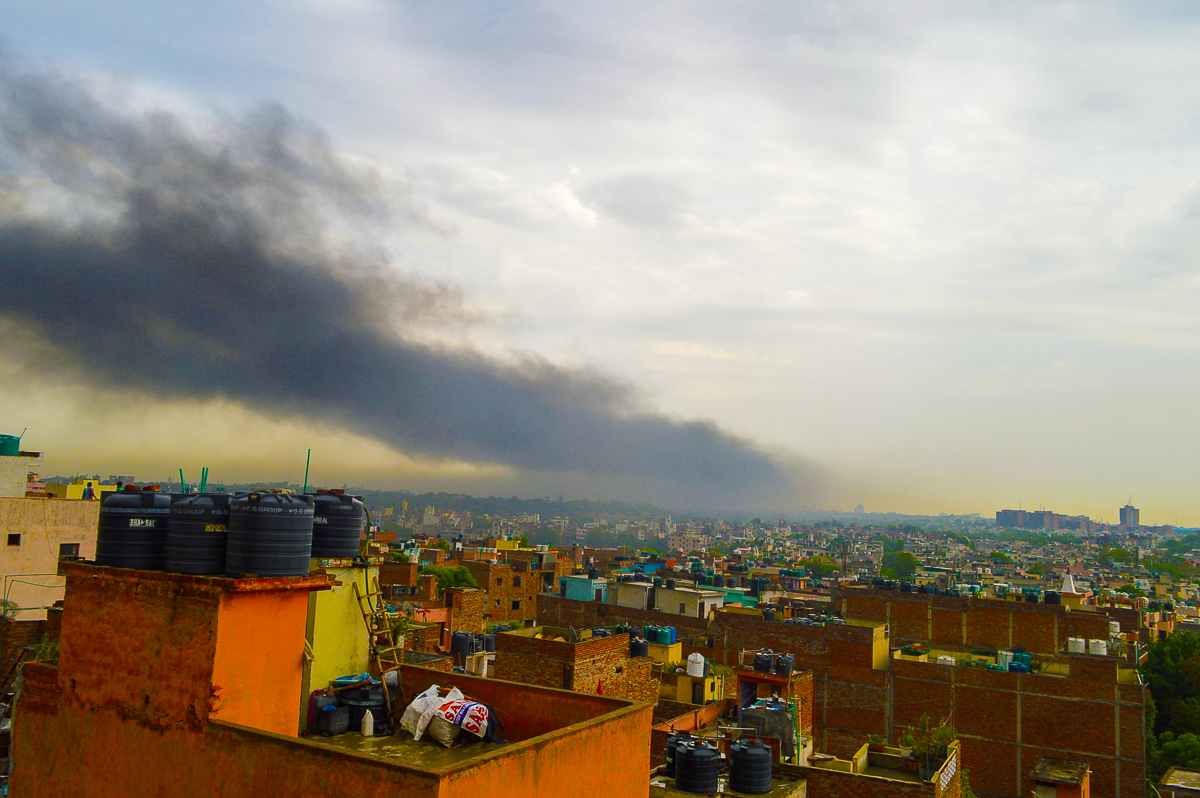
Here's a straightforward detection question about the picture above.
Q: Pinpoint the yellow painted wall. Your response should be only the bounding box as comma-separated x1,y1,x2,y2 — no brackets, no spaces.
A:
646,641,682,666
65,482,119,500
300,563,378,728
0,498,98,619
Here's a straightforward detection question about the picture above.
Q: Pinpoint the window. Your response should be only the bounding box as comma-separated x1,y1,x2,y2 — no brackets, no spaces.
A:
495,599,501,607
511,600,521,611
6,534,20,547
679,603,686,614
513,576,521,588
496,577,503,586
59,543,80,560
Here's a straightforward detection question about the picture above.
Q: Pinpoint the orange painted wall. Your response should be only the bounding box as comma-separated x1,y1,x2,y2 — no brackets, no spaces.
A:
14,661,653,798
211,589,312,737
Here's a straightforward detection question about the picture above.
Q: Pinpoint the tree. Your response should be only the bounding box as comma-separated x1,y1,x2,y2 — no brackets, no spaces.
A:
1027,563,1044,576
798,557,840,579
1158,733,1200,772
420,565,477,595
1145,632,1200,739
987,550,1013,564
894,552,919,581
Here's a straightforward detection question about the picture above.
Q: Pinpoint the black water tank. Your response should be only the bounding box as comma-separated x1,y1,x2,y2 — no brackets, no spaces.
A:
96,489,172,570
309,491,364,559
730,740,773,794
666,579,676,589
225,492,314,578
917,585,930,595
753,650,775,673
1044,590,1061,606
883,581,897,590
341,685,386,730
483,633,496,653
872,577,886,588
762,608,776,621
450,631,472,656
166,493,230,575
900,581,913,593
588,567,599,579
631,637,650,658
675,740,720,794
1025,592,1039,603
664,730,692,777
774,652,794,675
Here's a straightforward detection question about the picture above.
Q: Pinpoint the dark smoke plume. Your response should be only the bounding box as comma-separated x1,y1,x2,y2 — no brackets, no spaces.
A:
0,62,811,508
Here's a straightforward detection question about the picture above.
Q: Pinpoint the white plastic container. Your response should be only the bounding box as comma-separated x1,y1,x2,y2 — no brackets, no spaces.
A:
1067,637,1086,654
938,656,956,666
687,652,706,677
1088,639,1108,656
1109,621,1121,636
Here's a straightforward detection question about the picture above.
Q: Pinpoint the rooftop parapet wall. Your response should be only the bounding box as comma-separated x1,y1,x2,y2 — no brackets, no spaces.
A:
841,587,1112,656
15,662,653,798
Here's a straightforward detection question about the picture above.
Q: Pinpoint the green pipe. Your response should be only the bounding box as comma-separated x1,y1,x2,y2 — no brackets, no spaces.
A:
303,448,311,494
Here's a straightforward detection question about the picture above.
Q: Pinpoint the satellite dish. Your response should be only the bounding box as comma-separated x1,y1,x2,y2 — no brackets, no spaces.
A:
401,602,415,614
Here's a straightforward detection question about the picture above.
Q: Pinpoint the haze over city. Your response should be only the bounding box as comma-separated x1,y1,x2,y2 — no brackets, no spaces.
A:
1,2,1198,523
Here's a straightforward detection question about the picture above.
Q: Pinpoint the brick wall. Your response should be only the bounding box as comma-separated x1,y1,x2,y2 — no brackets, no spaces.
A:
537,593,709,638
493,630,657,704
0,617,47,664
446,589,486,635
380,561,418,587
404,623,442,655
801,747,961,798
890,654,1144,798
460,560,539,626
841,588,1111,655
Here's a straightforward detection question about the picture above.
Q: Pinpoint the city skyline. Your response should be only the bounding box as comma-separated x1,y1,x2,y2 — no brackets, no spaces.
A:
2,3,1199,523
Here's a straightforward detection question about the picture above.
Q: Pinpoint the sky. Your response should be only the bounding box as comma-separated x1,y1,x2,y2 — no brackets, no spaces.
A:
1,2,1198,523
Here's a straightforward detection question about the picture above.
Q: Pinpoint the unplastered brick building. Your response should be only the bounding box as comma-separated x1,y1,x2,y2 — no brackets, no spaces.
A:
493,626,658,704
460,559,539,626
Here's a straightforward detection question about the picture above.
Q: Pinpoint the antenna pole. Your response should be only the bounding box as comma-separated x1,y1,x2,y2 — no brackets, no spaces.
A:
303,449,311,494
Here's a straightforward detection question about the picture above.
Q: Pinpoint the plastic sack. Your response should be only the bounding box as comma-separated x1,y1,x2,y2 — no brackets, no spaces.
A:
403,685,462,738
415,698,492,746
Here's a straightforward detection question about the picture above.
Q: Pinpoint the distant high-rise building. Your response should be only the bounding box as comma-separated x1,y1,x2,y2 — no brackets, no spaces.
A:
1120,504,1140,527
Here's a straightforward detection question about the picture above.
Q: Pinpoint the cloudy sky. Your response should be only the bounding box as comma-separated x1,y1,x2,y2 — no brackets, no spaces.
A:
1,2,1198,522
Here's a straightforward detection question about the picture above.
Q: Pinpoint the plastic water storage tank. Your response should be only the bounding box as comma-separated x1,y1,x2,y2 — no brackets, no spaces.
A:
753,650,775,673
1068,637,1086,653
1109,621,1122,636
450,631,472,656
166,492,231,575
225,492,315,578
630,637,650,658
664,730,692,777
674,740,720,794
309,491,364,559
729,740,773,795
1089,639,1108,656
687,653,705,677
774,653,794,675
96,488,172,570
